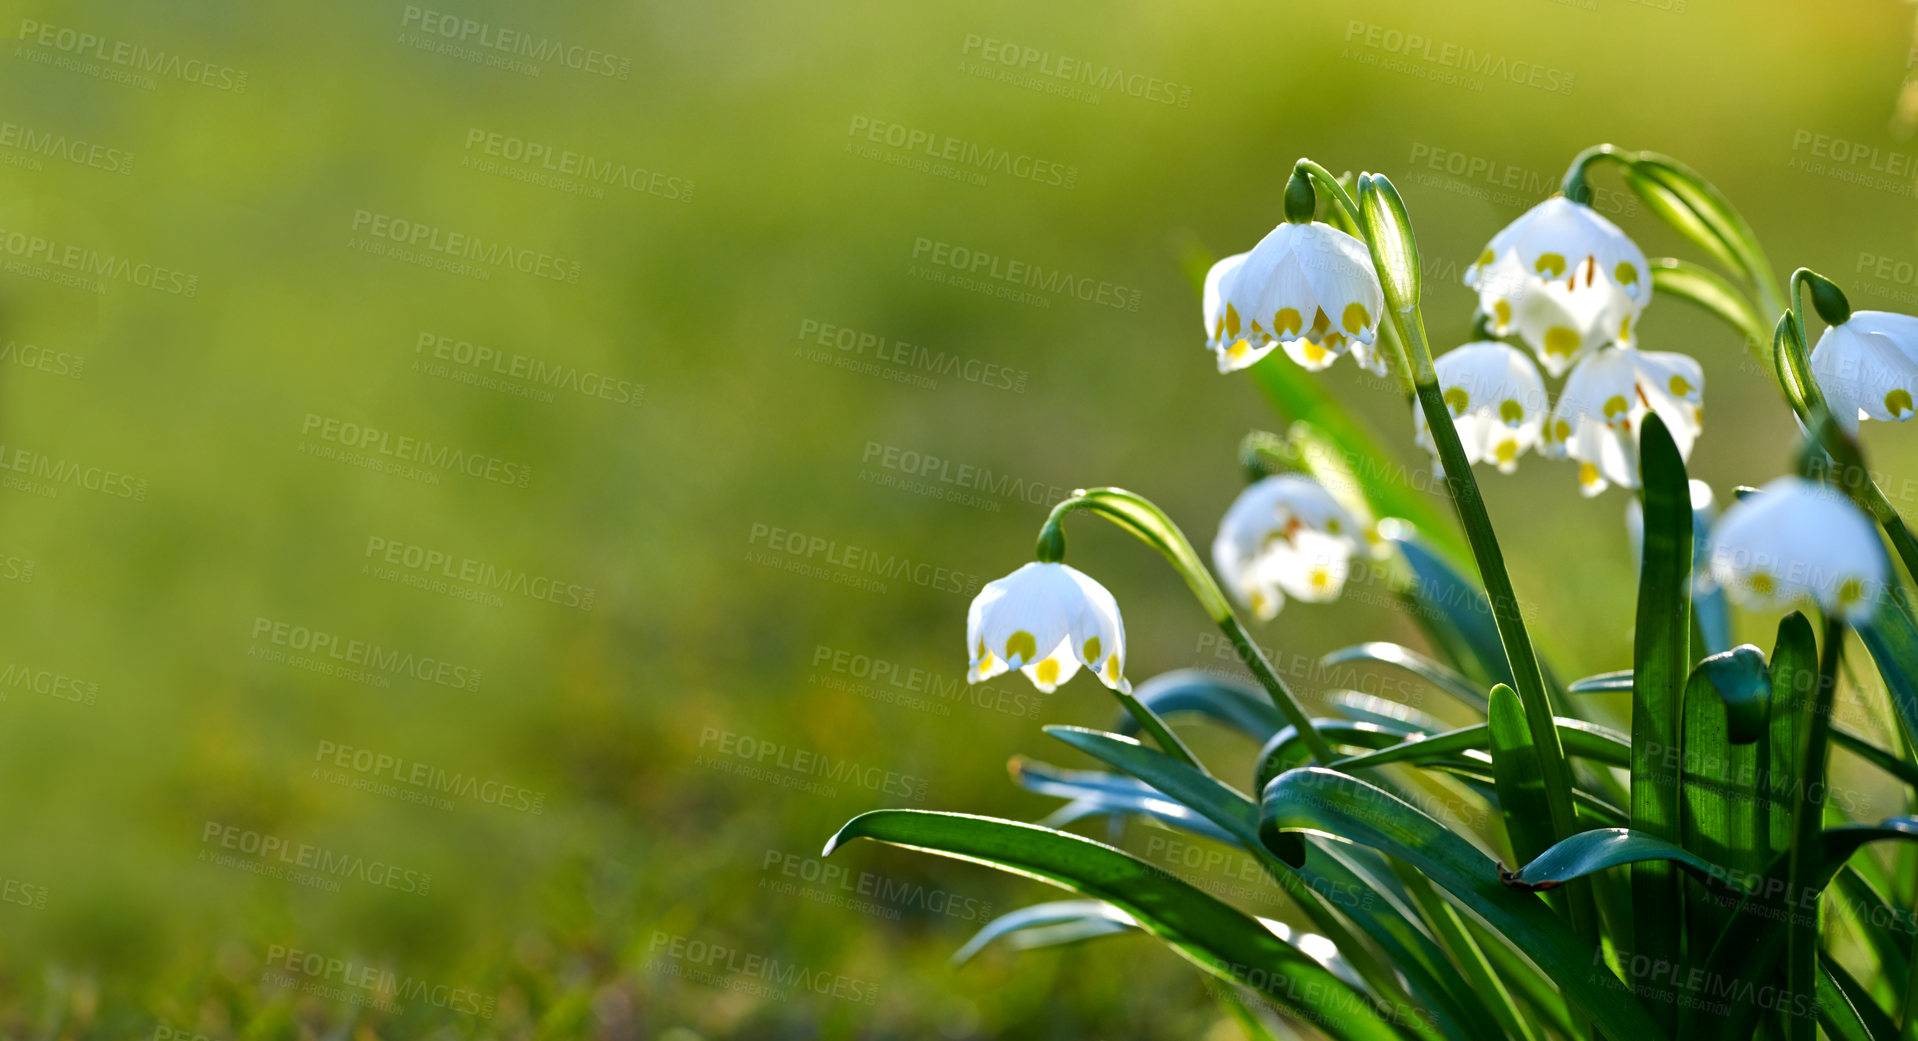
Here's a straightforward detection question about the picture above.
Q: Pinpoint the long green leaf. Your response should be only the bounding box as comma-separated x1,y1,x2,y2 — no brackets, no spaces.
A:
1648,258,1768,364
1820,953,1897,1041
1568,670,1633,695
1629,413,1692,1030
1011,758,1235,844
1257,767,1664,1040
1115,669,1281,743
952,900,1138,964
1321,642,1490,714
1504,827,1750,894
1767,614,1817,859
825,810,1414,1041
1332,717,1630,773
1680,658,1765,947
1855,581,1918,767
1786,619,1844,1041
1489,685,1558,881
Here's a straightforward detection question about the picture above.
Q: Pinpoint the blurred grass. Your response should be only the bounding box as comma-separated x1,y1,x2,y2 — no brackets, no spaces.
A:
1,0,1917,1037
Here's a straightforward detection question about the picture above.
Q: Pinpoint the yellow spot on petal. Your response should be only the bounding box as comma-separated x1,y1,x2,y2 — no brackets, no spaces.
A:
1310,308,1332,337
1444,386,1470,414
1619,314,1633,342
1005,630,1037,665
1226,339,1250,360
1544,326,1580,358
1603,394,1630,419
1749,570,1775,596
1105,656,1121,681
1034,658,1060,685
1477,248,1496,268
1493,299,1512,328
1669,374,1694,397
1498,399,1525,424
1083,636,1101,663
1325,518,1342,534
1302,340,1328,363
1888,388,1914,418
1213,317,1225,341
1250,592,1269,616
1535,252,1567,278
1614,261,1639,287
1225,303,1241,338
1553,419,1571,442
1838,577,1865,606
976,639,987,660
1274,307,1303,336
1342,302,1371,334
1309,567,1330,591
1495,440,1519,464
1579,462,1601,488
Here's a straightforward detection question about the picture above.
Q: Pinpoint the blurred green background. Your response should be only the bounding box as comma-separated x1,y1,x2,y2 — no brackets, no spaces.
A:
4,0,1918,1037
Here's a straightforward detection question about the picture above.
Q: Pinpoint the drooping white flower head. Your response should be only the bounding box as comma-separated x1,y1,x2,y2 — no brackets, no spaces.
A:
1541,346,1704,496
967,562,1129,693
1204,222,1384,374
1414,341,1549,474
1810,310,1918,433
1466,197,1651,377
1706,477,1887,624
1212,474,1366,621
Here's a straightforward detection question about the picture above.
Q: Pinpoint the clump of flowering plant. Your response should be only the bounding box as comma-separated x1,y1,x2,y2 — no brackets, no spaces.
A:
826,147,1918,1041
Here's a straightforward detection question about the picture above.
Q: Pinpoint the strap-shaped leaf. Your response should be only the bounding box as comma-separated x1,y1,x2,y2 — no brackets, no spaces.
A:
1567,670,1633,694
1629,413,1692,1031
1489,684,1557,874
1012,758,1235,844
1257,767,1664,1040
825,811,1414,1041
1320,643,1489,714
1113,670,1281,743
1334,716,1630,773
1679,661,1764,949
1502,828,1750,894
952,900,1138,964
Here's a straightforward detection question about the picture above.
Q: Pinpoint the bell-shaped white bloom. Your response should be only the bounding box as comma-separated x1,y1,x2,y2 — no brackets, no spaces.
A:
1466,197,1651,377
1810,310,1918,432
1541,346,1704,496
1414,341,1549,474
967,562,1129,693
1205,222,1384,374
1706,477,1887,624
1212,475,1365,620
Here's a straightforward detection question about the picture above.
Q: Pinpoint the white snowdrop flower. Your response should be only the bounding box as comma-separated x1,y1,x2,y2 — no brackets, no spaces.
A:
1541,347,1704,496
1212,475,1365,621
1706,477,1887,625
1810,310,1918,433
1204,222,1384,374
1413,341,1549,474
1467,197,1651,376
967,562,1129,693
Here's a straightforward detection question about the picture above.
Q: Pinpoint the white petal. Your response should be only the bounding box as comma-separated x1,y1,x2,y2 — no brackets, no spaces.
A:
1812,321,1918,431
1707,477,1887,623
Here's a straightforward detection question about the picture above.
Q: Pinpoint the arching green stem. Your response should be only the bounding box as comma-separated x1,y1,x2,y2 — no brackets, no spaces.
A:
1038,488,1335,764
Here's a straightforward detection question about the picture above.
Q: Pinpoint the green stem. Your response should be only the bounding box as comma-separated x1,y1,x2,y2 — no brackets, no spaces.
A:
1108,687,1208,775
1785,616,1845,1041
1782,273,1918,584
1293,159,1363,227
1040,489,1336,764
